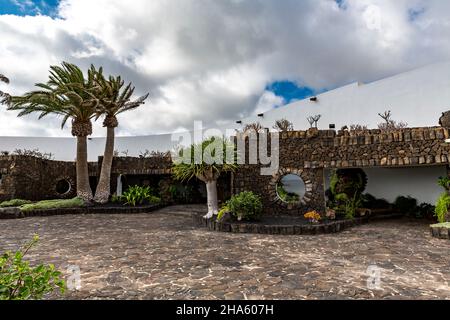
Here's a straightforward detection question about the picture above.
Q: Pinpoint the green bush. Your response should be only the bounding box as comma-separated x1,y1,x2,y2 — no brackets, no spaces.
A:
0,235,66,300
329,169,367,198
226,191,263,221
438,176,450,191
111,194,122,204
361,194,391,209
217,205,230,222
122,186,161,206
0,199,32,208
394,196,418,216
417,203,435,220
20,198,85,212
435,192,450,223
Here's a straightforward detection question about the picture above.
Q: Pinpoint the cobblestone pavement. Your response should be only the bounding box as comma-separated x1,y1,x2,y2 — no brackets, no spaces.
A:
0,205,449,300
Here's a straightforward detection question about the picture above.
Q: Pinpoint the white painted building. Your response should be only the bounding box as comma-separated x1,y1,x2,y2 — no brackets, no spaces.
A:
235,61,450,132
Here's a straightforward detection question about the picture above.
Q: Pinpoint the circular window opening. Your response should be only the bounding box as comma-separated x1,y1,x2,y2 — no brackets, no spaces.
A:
276,174,306,204
56,179,71,195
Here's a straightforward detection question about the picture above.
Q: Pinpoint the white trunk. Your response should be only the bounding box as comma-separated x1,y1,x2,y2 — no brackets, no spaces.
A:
204,180,219,219
116,174,123,196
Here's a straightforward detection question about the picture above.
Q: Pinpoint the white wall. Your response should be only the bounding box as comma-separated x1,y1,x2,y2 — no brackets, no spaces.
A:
0,134,179,161
325,166,446,205
235,61,450,132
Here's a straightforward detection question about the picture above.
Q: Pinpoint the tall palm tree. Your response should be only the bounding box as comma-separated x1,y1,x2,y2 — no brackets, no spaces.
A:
8,62,99,202
91,67,149,203
172,137,237,218
0,74,10,105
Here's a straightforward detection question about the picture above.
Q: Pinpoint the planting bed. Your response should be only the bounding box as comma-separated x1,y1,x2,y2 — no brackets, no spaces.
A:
193,212,403,235
0,203,164,219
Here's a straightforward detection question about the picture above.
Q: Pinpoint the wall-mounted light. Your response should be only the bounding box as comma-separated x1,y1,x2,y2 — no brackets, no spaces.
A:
257,113,264,118
310,97,318,102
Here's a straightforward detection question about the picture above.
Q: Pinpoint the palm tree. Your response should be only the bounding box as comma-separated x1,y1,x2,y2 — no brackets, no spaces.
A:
0,74,10,105
172,137,237,218
91,67,149,203
8,62,99,202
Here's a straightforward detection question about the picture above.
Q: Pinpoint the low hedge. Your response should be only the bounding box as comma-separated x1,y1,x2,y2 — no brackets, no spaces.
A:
20,198,85,212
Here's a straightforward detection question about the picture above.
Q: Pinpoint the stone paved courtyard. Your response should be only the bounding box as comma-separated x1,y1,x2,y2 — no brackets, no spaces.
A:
0,205,449,300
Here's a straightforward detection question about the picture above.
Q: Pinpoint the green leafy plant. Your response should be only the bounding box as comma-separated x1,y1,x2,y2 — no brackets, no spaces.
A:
20,198,85,212
276,184,300,204
0,235,66,300
0,199,32,208
347,193,362,219
111,194,122,204
430,222,450,228
217,205,230,222
335,193,361,219
226,191,263,221
438,176,450,191
122,185,161,206
172,136,238,218
329,169,367,199
435,192,450,223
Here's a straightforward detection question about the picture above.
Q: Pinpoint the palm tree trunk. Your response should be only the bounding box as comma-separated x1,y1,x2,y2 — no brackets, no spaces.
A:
204,179,219,219
94,127,115,203
76,136,93,202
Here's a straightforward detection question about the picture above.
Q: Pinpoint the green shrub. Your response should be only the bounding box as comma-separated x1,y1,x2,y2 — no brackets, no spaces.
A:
111,194,122,204
417,203,435,220
0,199,32,208
122,185,161,206
20,198,85,212
430,222,450,228
361,194,391,209
0,235,66,300
276,184,300,203
394,196,418,216
435,192,450,223
226,191,263,221
329,169,367,198
217,206,230,222
438,176,450,191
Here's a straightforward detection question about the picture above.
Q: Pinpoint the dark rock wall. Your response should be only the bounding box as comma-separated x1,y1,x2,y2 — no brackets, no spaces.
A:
2,126,450,212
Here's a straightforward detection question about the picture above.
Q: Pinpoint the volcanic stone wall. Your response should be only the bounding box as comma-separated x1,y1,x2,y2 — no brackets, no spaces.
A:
1,126,450,210
233,126,450,215
0,156,98,201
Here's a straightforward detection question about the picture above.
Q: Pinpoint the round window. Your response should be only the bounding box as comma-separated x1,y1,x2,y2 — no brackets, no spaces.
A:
276,174,306,204
56,179,72,195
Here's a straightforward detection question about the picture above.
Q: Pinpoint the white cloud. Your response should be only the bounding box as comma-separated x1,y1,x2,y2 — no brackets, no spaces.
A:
254,91,285,116
1,0,450,137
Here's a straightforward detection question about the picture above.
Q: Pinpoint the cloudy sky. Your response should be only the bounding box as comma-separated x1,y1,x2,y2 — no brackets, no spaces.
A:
0,0,450,137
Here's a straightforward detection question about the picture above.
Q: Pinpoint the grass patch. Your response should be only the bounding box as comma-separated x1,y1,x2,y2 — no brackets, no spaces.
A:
20,197,85,212
0,199,33,208
430,222,450,229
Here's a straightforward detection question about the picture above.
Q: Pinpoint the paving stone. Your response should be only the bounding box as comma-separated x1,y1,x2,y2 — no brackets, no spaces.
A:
0,205,449,300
